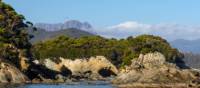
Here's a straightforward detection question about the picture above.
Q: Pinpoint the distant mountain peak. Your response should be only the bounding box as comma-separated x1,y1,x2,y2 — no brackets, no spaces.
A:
35,20,95,34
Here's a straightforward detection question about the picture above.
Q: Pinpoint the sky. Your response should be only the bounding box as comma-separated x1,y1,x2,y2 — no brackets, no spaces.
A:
3,0,200,40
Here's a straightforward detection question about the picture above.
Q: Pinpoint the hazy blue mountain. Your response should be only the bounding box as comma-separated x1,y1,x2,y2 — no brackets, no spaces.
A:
170,39,200,53
29,28,94,43
183,52,200,69
35,20,96,34
167,39,200,69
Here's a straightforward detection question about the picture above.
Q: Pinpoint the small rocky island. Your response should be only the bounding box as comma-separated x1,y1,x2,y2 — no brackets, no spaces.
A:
1,0,200,88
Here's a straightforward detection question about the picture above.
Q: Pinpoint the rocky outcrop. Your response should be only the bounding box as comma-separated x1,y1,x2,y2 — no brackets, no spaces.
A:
112,52,200,87
133,52,166,68
43,56,118,80
0,60,29,83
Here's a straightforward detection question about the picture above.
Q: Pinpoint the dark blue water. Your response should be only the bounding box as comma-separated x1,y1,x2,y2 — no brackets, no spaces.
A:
0,81,116,88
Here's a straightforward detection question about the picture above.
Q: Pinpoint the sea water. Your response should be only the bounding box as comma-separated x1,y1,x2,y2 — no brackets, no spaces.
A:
0,81,116,88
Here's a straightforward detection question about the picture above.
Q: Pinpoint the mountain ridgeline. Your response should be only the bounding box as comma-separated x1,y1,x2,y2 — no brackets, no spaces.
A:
35,20,95,33
29,28,94,43
29,20,95,43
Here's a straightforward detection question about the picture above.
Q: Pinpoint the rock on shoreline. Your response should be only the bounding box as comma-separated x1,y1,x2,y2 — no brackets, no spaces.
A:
112,52,200,87
34,56,118,81
115,83,190,88
0,60,29,83
0,56,118,83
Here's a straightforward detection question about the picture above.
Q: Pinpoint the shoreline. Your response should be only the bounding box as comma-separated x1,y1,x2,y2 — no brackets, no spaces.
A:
0,80,112,86
115,83,192,88
0,82,194,88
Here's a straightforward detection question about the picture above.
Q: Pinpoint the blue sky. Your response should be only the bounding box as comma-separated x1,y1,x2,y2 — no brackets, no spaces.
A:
3,0,200,27
3,0,200,40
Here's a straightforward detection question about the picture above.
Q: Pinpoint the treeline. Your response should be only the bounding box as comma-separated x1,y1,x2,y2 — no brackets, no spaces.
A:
32,35,183,67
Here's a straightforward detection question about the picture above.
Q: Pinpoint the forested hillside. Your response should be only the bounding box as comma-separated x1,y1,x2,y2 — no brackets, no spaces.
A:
32,35,183,67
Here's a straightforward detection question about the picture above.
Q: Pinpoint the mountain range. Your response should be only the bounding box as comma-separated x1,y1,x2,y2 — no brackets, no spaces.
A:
170,39,200,53
167,39,200,69
35,20,96,34
29,28,94,43
29,20,96,43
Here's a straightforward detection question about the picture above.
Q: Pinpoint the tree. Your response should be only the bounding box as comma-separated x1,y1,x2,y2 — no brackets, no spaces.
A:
0,1,34,69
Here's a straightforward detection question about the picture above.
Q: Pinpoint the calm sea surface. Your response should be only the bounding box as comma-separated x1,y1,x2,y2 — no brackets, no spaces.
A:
0,81,116,88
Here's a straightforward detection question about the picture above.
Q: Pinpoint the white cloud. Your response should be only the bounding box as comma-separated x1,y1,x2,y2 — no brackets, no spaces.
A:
95,21,200,41
107,21,151,29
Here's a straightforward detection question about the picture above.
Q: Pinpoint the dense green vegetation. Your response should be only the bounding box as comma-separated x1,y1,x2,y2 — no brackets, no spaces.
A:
32,35,183,67
0,1,33,69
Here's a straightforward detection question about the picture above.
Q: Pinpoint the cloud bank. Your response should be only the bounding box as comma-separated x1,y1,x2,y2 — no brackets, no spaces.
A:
96,21,200,41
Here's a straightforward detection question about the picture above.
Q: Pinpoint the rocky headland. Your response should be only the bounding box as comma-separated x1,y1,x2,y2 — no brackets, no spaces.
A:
0,50,200,88
35,56,118,82
112,52,200,88
0,56,118,83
